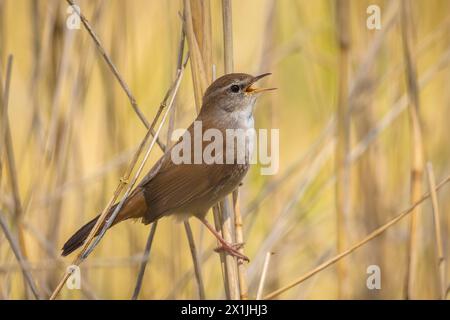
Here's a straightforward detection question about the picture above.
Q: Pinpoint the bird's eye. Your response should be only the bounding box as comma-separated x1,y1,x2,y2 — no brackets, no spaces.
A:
230,84,240,93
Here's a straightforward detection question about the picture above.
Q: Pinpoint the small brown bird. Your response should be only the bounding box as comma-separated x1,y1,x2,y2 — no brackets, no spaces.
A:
62,73,275,260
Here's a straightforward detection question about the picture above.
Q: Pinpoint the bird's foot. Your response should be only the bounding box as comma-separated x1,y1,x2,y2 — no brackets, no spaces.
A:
214,242,249,262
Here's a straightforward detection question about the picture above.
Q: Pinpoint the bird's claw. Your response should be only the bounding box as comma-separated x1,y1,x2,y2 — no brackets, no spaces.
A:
214,242,249,262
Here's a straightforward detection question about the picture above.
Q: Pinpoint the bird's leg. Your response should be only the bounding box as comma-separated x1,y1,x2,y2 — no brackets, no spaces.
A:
198,217,249,262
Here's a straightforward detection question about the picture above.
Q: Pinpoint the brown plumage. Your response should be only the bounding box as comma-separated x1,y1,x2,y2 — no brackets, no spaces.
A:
62,73,275,259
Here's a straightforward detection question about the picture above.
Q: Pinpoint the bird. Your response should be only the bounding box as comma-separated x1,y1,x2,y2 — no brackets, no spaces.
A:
61,73,275,261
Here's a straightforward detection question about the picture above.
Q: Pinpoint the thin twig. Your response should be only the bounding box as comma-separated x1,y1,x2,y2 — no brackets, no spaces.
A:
1,55,33,298
131,25,189,299
22,220,98,299
165,24,450,299
64,0,165,150
0,211,41,299
256,252,273,300
222,0,234,73
131,222,158,300
401,0,426,299
426,162,446,299
233,189,248,299
264,173,450,300
218,0,240,300
49,57,185,300
82,68,185,259
183,0,238,299
335,0,351,299
247,40,450,285
184,221,206,299
176,24,205,301
219,197,240,299
183,0,208,111
212,205,231,298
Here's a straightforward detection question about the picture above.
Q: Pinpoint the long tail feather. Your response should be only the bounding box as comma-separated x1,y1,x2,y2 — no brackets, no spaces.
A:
61,216,99,256
61,189,148,256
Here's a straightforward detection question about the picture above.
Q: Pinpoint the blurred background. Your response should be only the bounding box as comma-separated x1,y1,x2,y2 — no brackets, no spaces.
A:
0,0,449,299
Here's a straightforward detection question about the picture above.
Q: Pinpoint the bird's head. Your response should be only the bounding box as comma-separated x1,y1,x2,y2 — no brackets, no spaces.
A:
201,73,276,113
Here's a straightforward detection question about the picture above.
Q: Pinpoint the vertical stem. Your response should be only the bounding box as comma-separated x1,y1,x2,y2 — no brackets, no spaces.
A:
335,0,351,299
0,211,41,299
184,221,206,299
426,163,446,299
184,0,228,299
219,196,240,299
219,0,240,300
212,205,231,298
1,55,34,298
222,0,234,73
233,189,248,299
183,0,209,111
256,251,273,300
131,22,188,300
131,222,158,300
401,0,425,299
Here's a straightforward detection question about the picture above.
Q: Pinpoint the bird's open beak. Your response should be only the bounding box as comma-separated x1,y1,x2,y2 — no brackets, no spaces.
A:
245,73,277,94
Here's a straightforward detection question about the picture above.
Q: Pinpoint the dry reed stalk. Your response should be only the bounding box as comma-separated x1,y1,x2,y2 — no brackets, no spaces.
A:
131,221,158,300
100,2,126,159
44,5,100,292
253,44,450,290
44,30,77,292
50,71,182,299
165,11,450,298
0,211,41,299
264,173,450,299
1,55,33,298
183,221,206,299
44,28,75,159
132,26,206,300
44,0,182,299
212,205,232,298
233,189,248,299
27,0,47,150
244,120,335,221
350,1,398,298
20,220,98,299
256,252,273,300
1,56,27,255
183,0,240,299
426,163,447,299
219,197,240,299
242,0,396,240
216,0,241,300
353,74,384,298
190,0,213,84
222,0,234,73
183,0,209,110
401,0,426,299
175,26,205,300
254,0,280,296
244,3,398,234
335,0,351,299
0,0,5,62
247,139,335,281
84,67,186,257
248,42,450,285
350,47,450,164
0,57,7,188
64,0,164,150
48,29,186,295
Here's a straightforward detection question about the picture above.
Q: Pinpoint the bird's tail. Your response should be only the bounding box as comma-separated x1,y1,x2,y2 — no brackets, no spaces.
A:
61,215,101,256
61,189,147,256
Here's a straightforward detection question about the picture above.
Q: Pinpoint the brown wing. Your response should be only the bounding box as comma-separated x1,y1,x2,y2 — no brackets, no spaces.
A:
136,118,239,223
140,159,238,224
